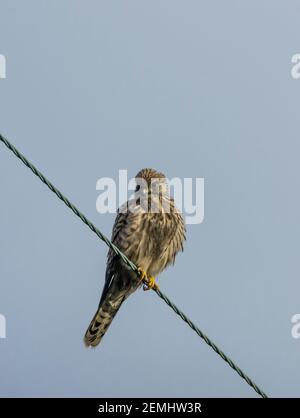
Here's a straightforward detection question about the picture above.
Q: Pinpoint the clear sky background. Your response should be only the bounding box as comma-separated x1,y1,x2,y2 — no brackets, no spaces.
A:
0,1,300,397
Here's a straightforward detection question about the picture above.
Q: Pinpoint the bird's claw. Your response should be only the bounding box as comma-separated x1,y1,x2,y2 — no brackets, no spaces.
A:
137,268,159,291
137,268,147,282
143,275,159,291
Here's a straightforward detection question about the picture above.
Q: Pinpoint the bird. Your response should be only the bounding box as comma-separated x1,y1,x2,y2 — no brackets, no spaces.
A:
84,168,186,347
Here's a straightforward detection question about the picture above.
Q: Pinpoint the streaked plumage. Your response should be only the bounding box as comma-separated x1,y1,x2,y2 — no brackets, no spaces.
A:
84,168,186,347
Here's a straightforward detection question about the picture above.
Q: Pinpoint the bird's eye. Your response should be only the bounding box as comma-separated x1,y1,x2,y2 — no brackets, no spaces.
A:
135,185,140,192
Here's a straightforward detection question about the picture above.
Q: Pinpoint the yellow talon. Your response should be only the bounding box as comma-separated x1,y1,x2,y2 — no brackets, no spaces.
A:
137,268,147,287
143,275,159,291
137,268,147,281
137,268,159,291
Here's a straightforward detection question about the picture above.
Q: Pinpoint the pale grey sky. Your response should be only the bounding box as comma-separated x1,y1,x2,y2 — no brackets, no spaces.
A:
1,0,300,397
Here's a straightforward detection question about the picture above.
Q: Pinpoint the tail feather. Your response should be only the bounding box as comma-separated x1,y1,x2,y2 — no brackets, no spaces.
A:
84,294,124,347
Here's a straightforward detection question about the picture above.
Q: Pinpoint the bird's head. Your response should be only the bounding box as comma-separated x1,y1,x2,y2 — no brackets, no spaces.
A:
135,168,168,198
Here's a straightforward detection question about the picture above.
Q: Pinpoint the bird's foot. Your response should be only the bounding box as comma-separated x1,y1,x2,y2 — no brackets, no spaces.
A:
143,275,159,291
137,268,147,285
137,268,159,291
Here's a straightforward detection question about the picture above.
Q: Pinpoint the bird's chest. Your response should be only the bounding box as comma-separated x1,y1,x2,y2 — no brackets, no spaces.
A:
142,214,173,256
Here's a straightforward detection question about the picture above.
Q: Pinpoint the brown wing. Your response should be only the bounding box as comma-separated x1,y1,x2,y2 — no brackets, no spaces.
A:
98,209,128,305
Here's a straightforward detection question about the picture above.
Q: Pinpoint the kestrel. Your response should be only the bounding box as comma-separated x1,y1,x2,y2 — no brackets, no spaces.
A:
84,168,186,347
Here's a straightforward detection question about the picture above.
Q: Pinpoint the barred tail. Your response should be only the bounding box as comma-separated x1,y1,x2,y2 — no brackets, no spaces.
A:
84,294,124,348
